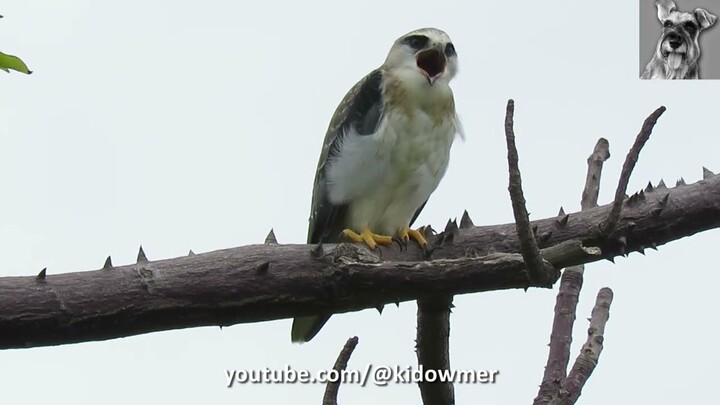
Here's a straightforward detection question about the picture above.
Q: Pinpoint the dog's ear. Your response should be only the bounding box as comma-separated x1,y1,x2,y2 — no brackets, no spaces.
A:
656,0,677,21
694,8,717,30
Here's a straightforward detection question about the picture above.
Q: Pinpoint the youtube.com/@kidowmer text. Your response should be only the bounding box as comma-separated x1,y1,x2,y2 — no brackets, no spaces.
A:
226,365,499,387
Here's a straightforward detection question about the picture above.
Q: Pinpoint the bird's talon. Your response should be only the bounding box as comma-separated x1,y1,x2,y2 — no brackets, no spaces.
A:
392,236,408,251
342,228,393,250
399,226,428,247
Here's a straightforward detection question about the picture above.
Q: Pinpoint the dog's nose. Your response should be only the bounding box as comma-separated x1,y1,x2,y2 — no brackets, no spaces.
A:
667,33,682,49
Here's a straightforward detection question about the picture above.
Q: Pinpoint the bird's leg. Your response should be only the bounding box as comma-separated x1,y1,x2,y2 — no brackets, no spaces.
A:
398,226,428,247
342,228,393,250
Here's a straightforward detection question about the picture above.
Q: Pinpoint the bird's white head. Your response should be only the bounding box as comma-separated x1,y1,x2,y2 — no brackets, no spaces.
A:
383,27,458,88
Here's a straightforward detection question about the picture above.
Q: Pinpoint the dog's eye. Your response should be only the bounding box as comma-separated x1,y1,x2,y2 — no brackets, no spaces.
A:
663,20,673,28
684,22,697,34
444,43,456,57
404,35,429,50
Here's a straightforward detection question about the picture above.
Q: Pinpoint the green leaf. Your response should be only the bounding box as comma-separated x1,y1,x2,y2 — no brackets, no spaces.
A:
0,51,32,74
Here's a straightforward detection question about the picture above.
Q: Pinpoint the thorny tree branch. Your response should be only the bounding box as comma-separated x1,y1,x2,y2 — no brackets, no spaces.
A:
416,295,454,405
416,99,556,405
1,107,719,352
602,106,666,235
534,138,610,404
322,336,359,405
505,99,547,283
536,105,663,404
553,288,613,405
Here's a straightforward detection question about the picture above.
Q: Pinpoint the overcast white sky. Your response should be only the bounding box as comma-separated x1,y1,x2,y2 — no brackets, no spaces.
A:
1,0,719,404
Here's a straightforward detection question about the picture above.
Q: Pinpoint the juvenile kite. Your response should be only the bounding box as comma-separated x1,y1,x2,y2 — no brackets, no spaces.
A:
292,27,463,343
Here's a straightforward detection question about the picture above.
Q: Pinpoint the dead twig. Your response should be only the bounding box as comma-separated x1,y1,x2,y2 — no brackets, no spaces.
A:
534,138,610,405
322,336,359,405
504,99,546,284
602,107,665,235
553,288,614,405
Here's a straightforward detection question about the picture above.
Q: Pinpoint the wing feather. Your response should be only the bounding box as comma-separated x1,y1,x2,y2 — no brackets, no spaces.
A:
294,69,384,343
307,69,384,244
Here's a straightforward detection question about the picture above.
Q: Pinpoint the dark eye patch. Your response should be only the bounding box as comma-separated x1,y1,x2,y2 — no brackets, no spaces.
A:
403,35,429,50
663,20,673,28
684,21,697,33
444,43,456,57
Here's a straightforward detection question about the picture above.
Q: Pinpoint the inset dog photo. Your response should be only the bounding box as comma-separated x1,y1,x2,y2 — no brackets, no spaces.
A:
640,0,718,79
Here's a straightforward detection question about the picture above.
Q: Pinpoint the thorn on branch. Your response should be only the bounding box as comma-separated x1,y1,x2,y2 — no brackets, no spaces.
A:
264,229,278,245
255,261,270,274
556,214,570,228
444,218,458,233
602,106,666,235
465,247,480,258
459,210,474,229
36,268,47,281
442,219,459,244
650,242,658,250
616,236,627,254
421,245,435,261
558,206,566,216
188,249,195,256
375,305,384,315
656,179,667,189
423,225,435,238
676,177,686,186
659,193,669,207
703,166,715,179
310,243,325,259
539,231,553,244
136,246,148,264
103,256,113,270
627,190,647,207
645,181,654,192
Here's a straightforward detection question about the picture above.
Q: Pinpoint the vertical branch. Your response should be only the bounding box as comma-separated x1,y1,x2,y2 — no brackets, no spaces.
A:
534,138,610,405
504,100,546,283
416,295,454,405
536,107,661,404
554,288,614,405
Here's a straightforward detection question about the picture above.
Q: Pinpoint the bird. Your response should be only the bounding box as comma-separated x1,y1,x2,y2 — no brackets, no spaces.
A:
291,27,463,343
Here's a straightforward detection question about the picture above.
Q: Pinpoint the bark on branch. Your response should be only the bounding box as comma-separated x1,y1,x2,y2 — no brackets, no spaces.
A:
0,170,717,349
0,169,718,349
535,138,610,404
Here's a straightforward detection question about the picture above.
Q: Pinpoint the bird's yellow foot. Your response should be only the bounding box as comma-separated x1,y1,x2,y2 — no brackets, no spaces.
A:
342,228,393,250
398,226,428,247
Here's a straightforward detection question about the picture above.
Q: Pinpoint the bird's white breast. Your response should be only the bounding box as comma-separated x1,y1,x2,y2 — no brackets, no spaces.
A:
326,106,458,235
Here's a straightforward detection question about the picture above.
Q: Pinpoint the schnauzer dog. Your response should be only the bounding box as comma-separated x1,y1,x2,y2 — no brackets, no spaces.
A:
641,0,716,79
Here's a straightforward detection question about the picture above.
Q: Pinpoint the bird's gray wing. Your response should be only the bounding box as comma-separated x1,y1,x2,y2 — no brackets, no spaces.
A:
307,68,384,244
293,69,384,343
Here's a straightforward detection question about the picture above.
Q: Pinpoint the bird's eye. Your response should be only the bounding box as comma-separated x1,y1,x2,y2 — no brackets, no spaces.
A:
663,20,673,28
684,21,696,33
404,35,429,50
444,43,456,57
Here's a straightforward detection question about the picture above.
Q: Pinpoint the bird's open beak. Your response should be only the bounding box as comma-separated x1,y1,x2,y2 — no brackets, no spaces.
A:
416,45,446,86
